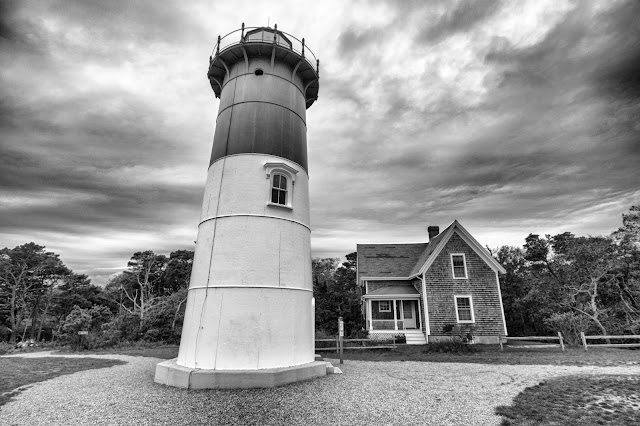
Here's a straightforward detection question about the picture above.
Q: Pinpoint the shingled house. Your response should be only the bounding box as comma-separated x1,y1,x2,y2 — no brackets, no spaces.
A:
357,221,507,344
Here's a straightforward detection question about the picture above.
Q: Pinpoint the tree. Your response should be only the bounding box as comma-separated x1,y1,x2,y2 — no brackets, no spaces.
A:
161,250,194,294
120,251,167,320
0,243,70,343
312,252,363,337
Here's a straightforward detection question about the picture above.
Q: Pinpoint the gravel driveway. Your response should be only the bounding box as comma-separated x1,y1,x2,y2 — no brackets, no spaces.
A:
2,352,639,426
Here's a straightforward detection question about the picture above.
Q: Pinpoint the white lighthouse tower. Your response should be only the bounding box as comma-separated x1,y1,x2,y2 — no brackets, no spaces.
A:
155,25,328,388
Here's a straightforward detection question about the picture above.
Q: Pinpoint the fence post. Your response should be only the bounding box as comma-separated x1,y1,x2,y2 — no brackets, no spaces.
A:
558,331,565,352
581,331,588,351
338,316,344,365
393,335,396,348
499,335,504,351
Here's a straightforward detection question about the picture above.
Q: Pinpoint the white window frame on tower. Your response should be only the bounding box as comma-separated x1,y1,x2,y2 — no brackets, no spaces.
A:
264,162,298,210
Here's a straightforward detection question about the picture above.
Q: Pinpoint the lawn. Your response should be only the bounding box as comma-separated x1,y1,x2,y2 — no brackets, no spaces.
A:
74,342,640,366
323,343,639,366
0,357,126,408
496,375,640,425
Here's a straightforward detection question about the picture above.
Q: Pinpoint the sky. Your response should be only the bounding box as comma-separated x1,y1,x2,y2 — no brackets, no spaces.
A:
1,0,639,286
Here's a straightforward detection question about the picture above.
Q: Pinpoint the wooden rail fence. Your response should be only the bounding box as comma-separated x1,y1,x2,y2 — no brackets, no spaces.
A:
499,332,565,351
580,333,640,351
315,337,398,352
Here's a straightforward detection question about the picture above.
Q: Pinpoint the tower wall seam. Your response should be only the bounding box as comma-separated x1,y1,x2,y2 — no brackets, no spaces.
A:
199,214,311,231
209,153,309,177
217,100,307,126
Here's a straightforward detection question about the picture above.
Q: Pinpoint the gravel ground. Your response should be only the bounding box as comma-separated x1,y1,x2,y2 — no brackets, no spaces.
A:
1,351,639,426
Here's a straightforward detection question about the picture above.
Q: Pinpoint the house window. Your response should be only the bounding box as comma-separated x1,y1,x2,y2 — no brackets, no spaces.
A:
271,173,287,205
379,300,391,312
451,254,467,279
455,296,474,323
264,162,298,209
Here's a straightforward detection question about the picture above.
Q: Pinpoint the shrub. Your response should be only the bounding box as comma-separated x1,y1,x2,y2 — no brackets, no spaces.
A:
544,312,591,345
423,340,481,354
348,329,369,339
0,341,14,355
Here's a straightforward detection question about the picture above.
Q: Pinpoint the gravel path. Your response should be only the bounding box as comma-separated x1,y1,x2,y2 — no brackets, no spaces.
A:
1,352,639,426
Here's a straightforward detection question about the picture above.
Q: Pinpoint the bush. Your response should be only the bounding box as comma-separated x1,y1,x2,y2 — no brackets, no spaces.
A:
423,340,481,354
544,312,591,345
348,329,369,339
0,341,14,355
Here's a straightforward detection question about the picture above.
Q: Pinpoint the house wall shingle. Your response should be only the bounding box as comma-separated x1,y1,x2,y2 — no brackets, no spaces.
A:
425,232,505,337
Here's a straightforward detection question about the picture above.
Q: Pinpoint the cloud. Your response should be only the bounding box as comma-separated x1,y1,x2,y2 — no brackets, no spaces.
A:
1,0,638,284
416,0,504,44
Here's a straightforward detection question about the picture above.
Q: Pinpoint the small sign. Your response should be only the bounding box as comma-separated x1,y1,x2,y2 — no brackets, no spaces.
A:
338,320,344,337
78,331,89,335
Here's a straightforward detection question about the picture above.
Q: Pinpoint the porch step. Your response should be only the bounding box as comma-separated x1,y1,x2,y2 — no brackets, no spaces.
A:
404,330,427,345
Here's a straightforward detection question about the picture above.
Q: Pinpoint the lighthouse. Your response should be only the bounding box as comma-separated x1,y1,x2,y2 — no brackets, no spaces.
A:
155,25,328,388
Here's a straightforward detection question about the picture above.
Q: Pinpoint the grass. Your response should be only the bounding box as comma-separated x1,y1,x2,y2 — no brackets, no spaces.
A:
69,344,181,359
0,357,126,408
74,342,638,366
327,344,639,366
496,375,640,425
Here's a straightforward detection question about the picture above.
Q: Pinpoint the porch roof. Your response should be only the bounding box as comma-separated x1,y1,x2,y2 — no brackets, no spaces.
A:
364,285,420,297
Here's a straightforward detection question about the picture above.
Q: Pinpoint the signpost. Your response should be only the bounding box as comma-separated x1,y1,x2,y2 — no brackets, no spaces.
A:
338,317,344,364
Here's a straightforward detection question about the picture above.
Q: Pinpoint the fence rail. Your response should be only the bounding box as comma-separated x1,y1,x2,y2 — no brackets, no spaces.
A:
315,337,398,352
580,332,640,351
500,332,565,351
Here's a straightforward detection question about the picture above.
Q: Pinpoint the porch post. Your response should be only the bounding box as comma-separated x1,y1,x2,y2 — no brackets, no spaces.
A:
393,299,398,331
367,299,372,331
417,299,423,331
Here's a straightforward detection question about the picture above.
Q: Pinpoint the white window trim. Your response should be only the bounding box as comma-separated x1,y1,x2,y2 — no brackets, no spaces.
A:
454,295,475,323
378,300,391,312
264,162,297,209
450,253,468,279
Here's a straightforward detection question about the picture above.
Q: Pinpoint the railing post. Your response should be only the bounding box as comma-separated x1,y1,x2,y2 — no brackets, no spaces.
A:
338,316,344,365
316,59,320,77
302,38,305,57
216,35,221,55
581,331,588,351
241,22,245,40
558,331,565,352
273,24,278,44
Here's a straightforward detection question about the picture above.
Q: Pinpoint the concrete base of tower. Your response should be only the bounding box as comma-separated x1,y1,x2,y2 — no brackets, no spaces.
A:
154,358,333,389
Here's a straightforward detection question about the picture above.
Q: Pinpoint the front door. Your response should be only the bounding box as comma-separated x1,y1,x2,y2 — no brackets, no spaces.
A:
402,300,416,329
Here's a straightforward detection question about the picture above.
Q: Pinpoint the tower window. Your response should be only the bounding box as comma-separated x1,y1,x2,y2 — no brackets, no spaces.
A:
254,69,264,76
264,162,298,210
271,174,287,205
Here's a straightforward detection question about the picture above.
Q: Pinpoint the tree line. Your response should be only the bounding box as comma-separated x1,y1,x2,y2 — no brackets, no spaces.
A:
1,205,638,347
495,205,639,344
0,247,193,348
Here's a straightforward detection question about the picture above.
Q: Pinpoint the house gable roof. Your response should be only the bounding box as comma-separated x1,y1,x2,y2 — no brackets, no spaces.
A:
357,220,506,284
356,243,426,284
417,220,506,275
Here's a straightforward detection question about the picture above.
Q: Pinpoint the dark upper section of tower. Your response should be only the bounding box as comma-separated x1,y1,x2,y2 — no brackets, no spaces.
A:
207,25,320,109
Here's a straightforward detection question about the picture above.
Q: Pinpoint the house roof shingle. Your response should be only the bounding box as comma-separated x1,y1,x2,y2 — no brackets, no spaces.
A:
357,243,427,278
367,285,419,296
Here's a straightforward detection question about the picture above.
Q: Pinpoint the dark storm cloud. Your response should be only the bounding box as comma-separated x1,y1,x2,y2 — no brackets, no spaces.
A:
416,0,503,44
